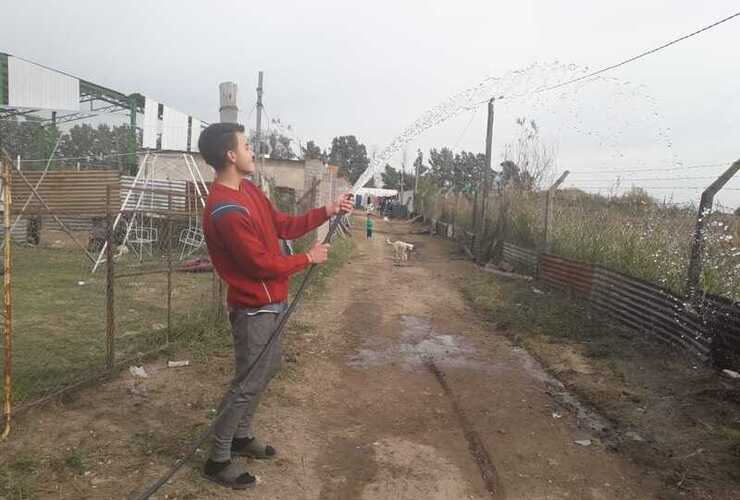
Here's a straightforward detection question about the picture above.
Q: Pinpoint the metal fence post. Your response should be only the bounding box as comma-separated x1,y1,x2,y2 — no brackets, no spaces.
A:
166,191,173,344
686,159,740,306
1,151,13,440
543,171,569,253
105,185,115,371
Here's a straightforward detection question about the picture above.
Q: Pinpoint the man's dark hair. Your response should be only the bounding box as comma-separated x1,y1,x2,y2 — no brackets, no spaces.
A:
198,122,245,170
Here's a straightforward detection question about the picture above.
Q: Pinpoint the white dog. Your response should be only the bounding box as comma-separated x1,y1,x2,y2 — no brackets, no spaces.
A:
386,238,414,262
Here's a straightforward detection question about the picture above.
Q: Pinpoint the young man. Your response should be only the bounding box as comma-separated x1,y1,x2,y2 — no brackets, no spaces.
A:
198,122,353,489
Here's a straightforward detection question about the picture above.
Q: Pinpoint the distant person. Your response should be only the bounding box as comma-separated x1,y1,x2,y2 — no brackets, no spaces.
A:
198,122,353,490
366,213,374,239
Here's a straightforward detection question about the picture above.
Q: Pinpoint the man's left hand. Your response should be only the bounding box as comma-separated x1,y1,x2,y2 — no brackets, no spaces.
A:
326,192,354,216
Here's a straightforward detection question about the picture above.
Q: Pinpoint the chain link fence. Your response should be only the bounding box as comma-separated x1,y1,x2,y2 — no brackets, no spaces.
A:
0,166,221,437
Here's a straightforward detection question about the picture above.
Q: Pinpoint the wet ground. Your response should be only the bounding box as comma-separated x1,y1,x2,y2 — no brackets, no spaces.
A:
1,216,668,499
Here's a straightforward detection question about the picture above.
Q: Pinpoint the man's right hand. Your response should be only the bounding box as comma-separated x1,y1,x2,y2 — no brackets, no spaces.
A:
306,242,330,264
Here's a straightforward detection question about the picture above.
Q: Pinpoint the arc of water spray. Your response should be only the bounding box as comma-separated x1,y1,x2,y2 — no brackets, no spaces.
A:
351,10,740,192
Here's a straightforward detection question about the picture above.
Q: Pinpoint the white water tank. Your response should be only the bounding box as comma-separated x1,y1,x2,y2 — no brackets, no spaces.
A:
219,82,239,123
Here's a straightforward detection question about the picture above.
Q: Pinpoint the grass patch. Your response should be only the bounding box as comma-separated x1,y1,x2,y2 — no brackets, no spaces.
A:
0,233,352,406
62,447,87,474
460,271,634,381
130,422,207,459
462,272,607,345
0,453,40,500
1,245,218,403
423,187,740,299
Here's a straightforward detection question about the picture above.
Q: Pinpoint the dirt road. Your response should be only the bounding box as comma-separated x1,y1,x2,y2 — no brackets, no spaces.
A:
2,217,665,499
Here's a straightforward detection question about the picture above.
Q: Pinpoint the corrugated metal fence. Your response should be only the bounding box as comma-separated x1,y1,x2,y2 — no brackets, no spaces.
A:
502,244,538,276
1,171,195,240
430,222,737,368
1,170,121,239
497,242,731,366
12,170,120,214
121,176,188,212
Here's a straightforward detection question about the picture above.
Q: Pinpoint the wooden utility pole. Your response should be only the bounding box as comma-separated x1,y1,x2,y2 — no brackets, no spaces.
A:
477,97,500,258
479,98,496,237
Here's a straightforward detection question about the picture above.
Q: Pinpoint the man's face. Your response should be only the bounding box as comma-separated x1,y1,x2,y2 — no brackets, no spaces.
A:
229,132,255,175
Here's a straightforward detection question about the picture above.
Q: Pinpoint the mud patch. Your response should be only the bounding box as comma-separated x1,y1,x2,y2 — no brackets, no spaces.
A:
348,315,482,371
510,347,613,438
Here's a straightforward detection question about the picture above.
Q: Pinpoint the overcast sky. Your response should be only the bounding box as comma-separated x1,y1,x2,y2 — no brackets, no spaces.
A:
2,0,739,205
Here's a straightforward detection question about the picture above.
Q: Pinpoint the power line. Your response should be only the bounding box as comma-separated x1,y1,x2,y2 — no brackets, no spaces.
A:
15,150,202,163
566,162,734,175
453,108,478,150
18,151,134,163
570,175,724,182
533,11,740,95
244,103,257,125
566,184,740,191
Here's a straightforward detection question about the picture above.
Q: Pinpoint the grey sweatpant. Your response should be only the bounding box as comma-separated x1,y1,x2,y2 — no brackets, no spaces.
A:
210,308,283,462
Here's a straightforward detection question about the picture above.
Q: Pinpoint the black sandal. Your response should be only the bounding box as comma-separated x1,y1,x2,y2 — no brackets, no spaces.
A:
232,436,277,459
202,459,256,490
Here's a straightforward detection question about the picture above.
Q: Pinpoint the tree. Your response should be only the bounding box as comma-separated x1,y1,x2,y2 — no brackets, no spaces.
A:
413,149,428,177
495,159,534,191
381,163,417,191
428,147,455,190
249,130,297,160
426,148,486,194
500,117,555,190
328,135,370,184
57,123,132,169
302,140,326,161
0,118,61,167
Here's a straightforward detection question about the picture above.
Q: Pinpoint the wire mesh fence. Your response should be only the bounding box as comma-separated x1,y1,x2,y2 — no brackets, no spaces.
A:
419,180,740,300
0,168,223,437
0,150,340,438
419,177,740,368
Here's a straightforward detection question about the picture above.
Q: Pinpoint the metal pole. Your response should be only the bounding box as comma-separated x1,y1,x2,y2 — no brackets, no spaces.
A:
128,94,138,176
166,191,172,344
92,154,150,273
544,171,570,253
686,159,740,305
413,150,421,214
255,71,264,157
1,151,13,440
400,150,406,215
105,185,115,371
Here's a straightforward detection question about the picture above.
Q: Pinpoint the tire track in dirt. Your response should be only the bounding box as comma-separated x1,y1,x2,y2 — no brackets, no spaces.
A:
425,357,504,498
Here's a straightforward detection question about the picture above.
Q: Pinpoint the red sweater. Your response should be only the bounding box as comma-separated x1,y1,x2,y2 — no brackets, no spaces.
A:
203,179,329,308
